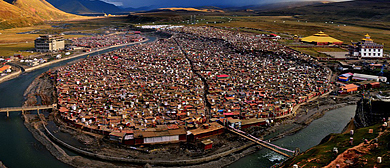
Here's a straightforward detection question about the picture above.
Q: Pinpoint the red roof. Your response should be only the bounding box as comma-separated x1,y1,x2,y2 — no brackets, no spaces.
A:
217,74,229,78
59,107,69,113
370,82,380,85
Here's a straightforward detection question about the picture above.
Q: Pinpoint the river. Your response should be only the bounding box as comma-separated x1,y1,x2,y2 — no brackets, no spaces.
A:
228,105,357,168
0,36,156,168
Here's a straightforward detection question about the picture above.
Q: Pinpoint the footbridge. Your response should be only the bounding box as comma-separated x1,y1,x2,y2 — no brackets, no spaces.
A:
227,126,295,157
0,105,56,117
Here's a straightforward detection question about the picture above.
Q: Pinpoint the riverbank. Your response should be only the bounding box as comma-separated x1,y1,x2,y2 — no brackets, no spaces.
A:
0,69,21,84
0,161,7,168
0,38,149,85
23,107,258,167
280,122,390,167
23,113,128,168
249,95,360,142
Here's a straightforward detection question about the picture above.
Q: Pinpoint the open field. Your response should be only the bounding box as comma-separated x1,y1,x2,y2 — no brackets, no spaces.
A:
0,25,52,43
198,15,390,52
0,16,132,57
0,42,35,57
289,47,348,58
290,47,331,58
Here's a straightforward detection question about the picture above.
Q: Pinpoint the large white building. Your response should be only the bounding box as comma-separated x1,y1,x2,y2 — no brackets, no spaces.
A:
353,73,387,82
349,34,383,58
35,35,65,52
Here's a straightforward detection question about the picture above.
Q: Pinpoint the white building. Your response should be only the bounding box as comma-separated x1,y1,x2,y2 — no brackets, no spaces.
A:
349,34,383,58
353,73,387,82
35,35,65,52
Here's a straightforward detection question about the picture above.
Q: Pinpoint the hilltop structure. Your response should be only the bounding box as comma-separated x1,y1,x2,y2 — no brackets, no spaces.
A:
34,35,65,52
348,34,384,58
300,31,343,45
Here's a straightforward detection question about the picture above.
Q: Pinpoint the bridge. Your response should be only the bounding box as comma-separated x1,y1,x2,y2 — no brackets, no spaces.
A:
0,105,56,117
227,126,295,157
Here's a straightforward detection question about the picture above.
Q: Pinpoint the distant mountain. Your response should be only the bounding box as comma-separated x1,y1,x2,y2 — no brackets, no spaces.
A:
0,0,77,29
48,0,95,14
255,0,390,29
154,7,225,13
119,5,159,12
228,1,324,11
46,0,125,14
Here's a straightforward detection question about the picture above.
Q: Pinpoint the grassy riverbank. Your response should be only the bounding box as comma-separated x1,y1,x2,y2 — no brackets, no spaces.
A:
281,123,390,167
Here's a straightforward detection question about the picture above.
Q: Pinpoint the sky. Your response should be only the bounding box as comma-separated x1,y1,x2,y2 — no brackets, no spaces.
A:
101,0,349,8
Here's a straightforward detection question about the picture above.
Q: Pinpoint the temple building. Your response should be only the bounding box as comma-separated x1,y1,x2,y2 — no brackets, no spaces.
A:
349,34,384,58
300,31,343,45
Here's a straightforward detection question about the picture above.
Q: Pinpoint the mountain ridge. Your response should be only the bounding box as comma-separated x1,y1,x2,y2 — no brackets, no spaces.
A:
0,0,78,29
46,0,125,14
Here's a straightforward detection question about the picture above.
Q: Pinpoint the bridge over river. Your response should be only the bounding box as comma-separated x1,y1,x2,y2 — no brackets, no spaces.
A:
0,104,56,117
227,125,297,157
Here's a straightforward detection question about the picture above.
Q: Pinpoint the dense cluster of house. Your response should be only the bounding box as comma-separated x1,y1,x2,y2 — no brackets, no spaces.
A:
56,26,331,146
71,34,144,49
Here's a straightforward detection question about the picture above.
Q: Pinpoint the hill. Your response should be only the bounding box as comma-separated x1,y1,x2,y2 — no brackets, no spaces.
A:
0,0,78,29
46,0,124,14
255,0,390,30
45,0,94,14
228,1,324,11
0,0,41,29
157,7,224,13
128,7,228,24
281,124,390,167
13,0,76,20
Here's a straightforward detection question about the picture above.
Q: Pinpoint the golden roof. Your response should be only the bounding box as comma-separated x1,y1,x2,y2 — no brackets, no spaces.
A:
300,31,343,43
362,34,373,41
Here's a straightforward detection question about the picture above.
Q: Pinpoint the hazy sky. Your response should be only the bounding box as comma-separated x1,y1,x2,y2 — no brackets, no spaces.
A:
102,0,349,8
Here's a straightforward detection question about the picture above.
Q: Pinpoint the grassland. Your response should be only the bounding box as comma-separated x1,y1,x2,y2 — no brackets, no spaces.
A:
282,124,387,167
0,42,34,57
0,25,52,43
290,47,330,58
194,15,390,53
0,16,130,57
288,47,348,58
